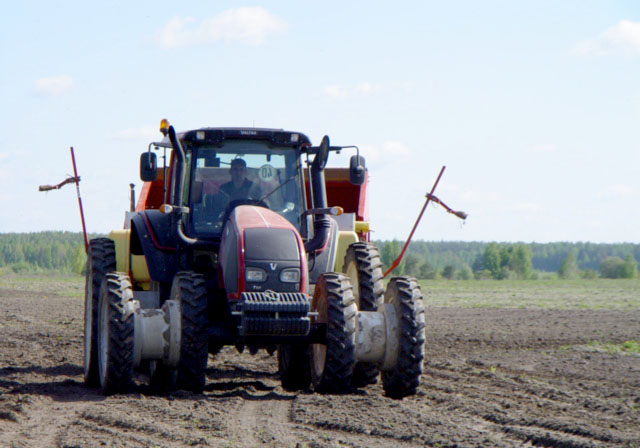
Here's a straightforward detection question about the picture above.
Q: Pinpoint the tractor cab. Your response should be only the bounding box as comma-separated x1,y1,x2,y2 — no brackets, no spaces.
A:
140,127,311,241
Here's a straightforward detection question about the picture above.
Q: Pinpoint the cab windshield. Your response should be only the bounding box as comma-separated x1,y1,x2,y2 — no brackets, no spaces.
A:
185,140,303,237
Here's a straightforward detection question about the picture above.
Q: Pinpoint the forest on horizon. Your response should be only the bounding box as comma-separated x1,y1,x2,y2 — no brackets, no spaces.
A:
0,231,637,279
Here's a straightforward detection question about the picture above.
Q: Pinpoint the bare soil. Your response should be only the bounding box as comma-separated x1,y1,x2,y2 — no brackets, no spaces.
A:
0,278,638,447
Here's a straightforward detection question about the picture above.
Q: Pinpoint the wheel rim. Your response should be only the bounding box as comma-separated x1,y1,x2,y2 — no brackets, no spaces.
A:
83,289,92,377
345,261,360,307
311,285,329,379
83,257,94,379
311,345,326,377
97,292,109,386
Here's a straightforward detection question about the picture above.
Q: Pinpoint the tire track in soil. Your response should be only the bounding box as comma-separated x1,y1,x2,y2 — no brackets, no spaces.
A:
0,310,94,448
420,359,640,447
61,392,228,447
226,391,299,447
0,393,92,448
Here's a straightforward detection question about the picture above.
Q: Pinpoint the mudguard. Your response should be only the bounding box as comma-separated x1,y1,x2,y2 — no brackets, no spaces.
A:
130,210,178,283
308,217,339,285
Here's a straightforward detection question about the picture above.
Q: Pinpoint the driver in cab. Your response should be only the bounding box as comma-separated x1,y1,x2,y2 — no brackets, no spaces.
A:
219,158,257,201
207,158,265,226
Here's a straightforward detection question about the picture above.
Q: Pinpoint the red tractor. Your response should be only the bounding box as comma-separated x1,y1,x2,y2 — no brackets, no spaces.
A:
83,120,425,397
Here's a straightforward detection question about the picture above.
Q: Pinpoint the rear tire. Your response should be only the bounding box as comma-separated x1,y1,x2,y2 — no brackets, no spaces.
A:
343,242,384,387
381,277,426,399
84,238,116,386
171,272,209,393
277,344,311,391
310,273,356,394
97,273,135,395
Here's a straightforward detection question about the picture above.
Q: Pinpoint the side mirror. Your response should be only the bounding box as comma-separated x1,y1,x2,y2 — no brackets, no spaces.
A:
349,154,366,185
140,152,157,181
313,135,330,171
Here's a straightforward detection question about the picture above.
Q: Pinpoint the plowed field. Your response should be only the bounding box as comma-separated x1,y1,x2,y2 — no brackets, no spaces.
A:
0,276,638,447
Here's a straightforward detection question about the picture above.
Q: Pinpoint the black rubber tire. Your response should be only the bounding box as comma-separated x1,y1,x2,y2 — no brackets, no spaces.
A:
84,238,116,387
97,273,135,395
310,273,357,394
171,272,209,393
381,277,426,399
342,242,384,387
277,343,311,391
148,360,178,393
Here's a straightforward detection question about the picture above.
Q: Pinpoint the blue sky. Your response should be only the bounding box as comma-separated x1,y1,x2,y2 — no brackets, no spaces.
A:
1,1,639,242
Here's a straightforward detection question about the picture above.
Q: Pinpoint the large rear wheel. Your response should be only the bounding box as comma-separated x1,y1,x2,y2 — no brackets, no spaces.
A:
97,273,135,395
171,272,209,393
84,238,116,386
310,273,357,394
343,242,384,387
381,277,426,399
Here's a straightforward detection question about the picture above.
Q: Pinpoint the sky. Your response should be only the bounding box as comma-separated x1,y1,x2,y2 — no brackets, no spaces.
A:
1,1,639,243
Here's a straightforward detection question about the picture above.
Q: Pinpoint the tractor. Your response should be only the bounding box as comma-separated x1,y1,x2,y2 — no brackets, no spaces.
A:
83,119,425,398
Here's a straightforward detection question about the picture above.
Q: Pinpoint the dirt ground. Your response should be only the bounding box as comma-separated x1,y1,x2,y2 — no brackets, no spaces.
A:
0,278,638,448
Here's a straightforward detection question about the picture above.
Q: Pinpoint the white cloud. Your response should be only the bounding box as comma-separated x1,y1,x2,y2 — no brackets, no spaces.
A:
576,20,640,56
323,82,382,99
34,75,75,96
355,82,380,95
114,126,158,141
156,7,288,49
323,85,349,99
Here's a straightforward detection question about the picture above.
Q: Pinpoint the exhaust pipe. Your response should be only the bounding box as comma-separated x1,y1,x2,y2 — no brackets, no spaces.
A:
305,136,331,253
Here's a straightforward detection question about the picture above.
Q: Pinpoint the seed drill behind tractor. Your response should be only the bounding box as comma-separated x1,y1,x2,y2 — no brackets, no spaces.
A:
83,120,426,397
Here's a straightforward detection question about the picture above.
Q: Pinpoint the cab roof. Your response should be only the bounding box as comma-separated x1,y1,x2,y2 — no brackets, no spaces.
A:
153,127,312,148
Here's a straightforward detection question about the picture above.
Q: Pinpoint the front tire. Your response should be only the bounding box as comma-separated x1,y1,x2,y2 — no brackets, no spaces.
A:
171,272,209,393
343,242,384,387
310,273,357,394
84,238,116,386
97,273,135,395
381,277,426,399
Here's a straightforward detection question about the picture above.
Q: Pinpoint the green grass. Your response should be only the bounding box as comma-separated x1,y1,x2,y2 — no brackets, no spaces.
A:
418,278,640,310
561,340,640,356
586,340,640,354
0,273,85,298
2,275,640,310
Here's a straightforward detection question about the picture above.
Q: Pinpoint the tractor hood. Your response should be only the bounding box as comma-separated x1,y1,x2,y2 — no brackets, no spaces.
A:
218,205,308,300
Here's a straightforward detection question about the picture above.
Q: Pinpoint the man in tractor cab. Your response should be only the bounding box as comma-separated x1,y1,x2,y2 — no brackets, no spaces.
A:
218,158,261,202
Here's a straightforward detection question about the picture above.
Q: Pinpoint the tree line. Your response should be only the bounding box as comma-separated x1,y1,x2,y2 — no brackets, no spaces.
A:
377,240,639,280
0,232,89,274
0,232,637,279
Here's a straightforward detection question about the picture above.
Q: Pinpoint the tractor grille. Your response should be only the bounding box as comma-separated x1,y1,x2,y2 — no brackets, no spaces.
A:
238,291,311,336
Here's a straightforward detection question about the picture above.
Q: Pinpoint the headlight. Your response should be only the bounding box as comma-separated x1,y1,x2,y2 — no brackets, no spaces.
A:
280,268,300,283
246,267,267,282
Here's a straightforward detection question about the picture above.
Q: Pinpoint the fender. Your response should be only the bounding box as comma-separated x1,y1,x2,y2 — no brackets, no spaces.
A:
130,210,178,283
308,217,339,285
218,205,308,299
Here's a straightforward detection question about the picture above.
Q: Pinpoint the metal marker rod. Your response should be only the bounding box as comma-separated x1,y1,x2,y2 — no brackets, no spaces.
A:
383,165,446,278
70,147,89,253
